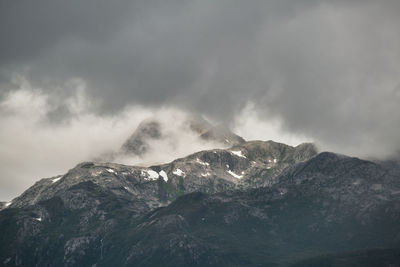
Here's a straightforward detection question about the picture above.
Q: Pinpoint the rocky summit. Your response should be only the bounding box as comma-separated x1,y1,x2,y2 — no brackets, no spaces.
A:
120,116,245,158
6,140,317,211
1,126,400,266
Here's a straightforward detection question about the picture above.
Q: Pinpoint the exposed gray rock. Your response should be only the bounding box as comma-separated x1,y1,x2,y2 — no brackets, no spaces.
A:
115,116,245,161
9,140,317,211
1,149,400,266
121,119,162,156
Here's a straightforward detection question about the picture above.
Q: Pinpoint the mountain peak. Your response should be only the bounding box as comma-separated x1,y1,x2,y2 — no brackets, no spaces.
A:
121,119,162,156
3,138,400,266
119,116,245,159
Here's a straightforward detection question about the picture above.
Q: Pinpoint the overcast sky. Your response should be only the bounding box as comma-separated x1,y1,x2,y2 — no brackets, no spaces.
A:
1,1,400,200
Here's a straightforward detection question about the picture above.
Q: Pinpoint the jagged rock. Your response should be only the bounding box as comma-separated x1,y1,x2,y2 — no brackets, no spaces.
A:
7,141,317,210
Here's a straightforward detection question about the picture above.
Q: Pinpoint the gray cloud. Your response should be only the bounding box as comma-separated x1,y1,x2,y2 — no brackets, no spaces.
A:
1,0,400,199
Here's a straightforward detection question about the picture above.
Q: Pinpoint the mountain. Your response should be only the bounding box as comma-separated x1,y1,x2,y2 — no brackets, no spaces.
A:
6,140,317,210
108,152,400,266
186,117,245,146
1,151,400,266
290,248,400,267
119,116,245,158
121,119,163,156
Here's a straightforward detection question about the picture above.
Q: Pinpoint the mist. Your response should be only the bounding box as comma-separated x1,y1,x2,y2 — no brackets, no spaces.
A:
1,1,400,199
0,78,300,200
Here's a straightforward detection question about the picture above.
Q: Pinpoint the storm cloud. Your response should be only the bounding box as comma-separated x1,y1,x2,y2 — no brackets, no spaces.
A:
1,1,400,199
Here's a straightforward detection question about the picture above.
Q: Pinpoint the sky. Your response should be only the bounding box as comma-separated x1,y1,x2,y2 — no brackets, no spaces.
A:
1,1,400,200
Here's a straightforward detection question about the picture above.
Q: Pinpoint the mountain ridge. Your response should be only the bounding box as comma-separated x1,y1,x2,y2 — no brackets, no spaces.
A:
1,150,399,266
6,140,317,210
1,120,400,267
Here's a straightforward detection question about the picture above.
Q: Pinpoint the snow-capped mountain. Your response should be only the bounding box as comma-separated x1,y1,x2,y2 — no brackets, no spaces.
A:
7,140,317,210
1,126,400,266
98,116,246,166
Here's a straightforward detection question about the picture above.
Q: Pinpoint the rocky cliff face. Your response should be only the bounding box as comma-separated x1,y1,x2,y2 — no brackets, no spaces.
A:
1,151,400,266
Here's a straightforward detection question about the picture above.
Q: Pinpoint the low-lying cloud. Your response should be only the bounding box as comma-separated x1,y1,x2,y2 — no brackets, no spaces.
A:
0,79,147,200
0,79,268,200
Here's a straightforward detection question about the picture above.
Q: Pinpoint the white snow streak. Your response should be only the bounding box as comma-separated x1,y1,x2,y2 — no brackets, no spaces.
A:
107,169,116,174
196,158,209,166
52,177,61,183
159,170,168,182
227,170,243,179
230,150,246,158
144,170,159,180
173,168,185,176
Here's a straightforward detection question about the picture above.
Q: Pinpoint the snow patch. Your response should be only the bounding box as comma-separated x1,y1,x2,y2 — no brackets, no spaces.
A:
144,170,159,180
124,186,129,191
52,177,61,183
273,158,278,163
196,158,209,166
201,172,211,177
107,168,116,174
159,170,168,182
34,217,42,222
227,170,243,179
231,150,246,158
5,202,11,207
173,168,185,176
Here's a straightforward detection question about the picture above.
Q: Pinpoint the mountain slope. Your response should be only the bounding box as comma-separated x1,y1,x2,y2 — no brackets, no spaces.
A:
7,141,317,210
117,152,400,266
1,151,400,266
290,248,400,267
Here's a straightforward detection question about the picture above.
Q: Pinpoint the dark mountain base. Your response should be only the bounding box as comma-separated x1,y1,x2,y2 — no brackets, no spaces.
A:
291,248,400,267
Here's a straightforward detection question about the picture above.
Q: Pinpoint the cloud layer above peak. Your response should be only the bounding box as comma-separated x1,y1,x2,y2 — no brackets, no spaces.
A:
1,1,400,198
